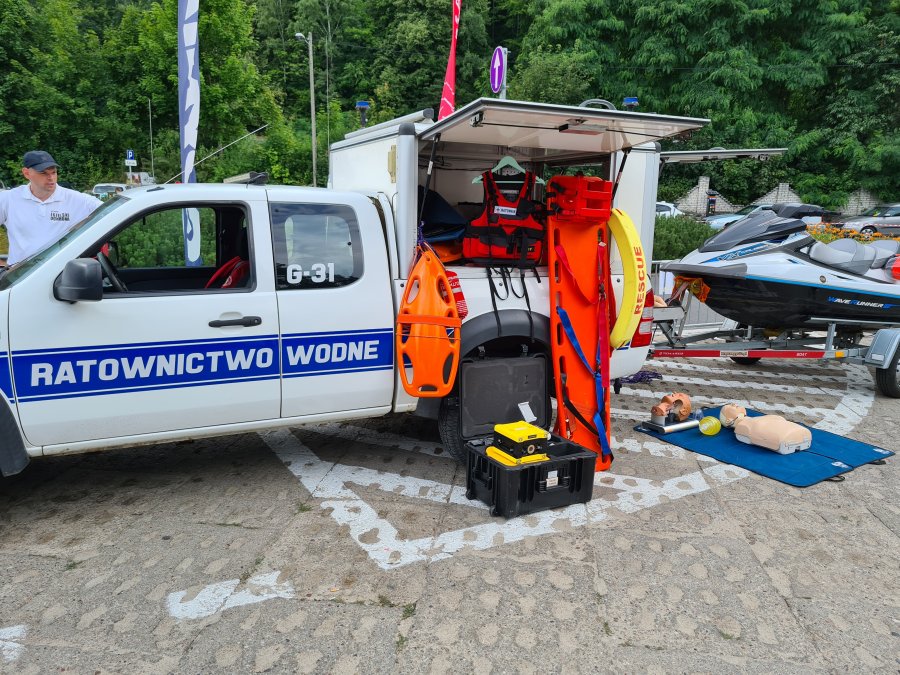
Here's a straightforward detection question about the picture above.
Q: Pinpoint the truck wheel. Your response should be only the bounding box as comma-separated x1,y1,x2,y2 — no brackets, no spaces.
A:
874,346,900,398
438,396,467,463
730,356,761,365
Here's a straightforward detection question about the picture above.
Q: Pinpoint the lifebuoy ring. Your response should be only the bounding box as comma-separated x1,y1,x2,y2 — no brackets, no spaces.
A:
607,208,647,349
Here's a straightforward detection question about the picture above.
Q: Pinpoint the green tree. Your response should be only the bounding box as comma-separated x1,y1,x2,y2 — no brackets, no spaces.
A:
0,0,123,188
791,12,900,204
653,215,715,260
362,0,490,114
134,0,280,153
0,0,41,182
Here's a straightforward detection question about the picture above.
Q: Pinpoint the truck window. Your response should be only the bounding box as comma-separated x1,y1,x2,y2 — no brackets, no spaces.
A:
113,208,217,268
270,202,362,289
86,204,252,294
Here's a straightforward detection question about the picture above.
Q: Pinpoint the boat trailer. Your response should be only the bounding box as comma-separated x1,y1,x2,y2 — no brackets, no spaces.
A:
651,303,900,398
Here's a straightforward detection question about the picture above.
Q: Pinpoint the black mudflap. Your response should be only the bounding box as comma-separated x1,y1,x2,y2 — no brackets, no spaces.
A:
0,401,29,477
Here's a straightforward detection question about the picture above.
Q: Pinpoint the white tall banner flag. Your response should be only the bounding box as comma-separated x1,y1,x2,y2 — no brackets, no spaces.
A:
178,0,202,265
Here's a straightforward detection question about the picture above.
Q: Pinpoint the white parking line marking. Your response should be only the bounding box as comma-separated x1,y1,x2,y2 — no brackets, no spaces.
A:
266,429,750,570
166,571,295,621
320,461,483,508
656,374,846,397
0,624,26,663
621,386,828,416
301,423,445,456
264,362,871,569
621,363,874,435
648,359,850,380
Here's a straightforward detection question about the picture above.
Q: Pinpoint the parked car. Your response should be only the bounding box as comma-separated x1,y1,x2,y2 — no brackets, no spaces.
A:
91,183,129,201
838,203,900,236
655,201,685,218
704,203,773,230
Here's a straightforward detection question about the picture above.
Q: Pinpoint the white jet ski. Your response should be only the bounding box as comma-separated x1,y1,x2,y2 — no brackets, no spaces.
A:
664,203,900,329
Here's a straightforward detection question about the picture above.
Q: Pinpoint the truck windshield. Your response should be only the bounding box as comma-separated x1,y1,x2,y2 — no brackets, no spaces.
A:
0,195,129,290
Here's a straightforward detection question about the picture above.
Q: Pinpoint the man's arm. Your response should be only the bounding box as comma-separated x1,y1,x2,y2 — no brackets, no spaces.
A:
0,190,9,266
85,193,102,211
75,192,102,219
0,189,8,226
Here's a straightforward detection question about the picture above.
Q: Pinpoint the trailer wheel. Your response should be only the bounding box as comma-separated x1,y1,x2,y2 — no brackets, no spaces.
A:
874,347,900,398
438,396,467,463
730,357,761,365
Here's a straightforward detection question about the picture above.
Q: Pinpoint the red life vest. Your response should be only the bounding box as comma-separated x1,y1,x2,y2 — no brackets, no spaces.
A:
463,171,545,266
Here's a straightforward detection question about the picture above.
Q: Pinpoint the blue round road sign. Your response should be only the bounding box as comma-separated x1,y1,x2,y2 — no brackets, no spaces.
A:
490,47,505,94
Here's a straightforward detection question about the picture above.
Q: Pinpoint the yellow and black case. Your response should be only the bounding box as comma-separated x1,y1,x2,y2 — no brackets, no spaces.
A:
492,421,551,458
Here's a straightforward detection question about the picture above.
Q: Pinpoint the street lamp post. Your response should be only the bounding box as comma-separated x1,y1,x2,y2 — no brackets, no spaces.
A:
295,31,317,187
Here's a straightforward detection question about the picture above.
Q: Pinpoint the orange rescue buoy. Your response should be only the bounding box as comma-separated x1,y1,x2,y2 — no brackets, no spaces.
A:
396,249,462,397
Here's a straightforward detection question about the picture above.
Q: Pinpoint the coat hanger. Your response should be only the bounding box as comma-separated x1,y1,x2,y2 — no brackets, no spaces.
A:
472,155,546,185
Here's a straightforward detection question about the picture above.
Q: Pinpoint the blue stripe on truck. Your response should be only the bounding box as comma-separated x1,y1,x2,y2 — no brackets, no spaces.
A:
12,329,395,402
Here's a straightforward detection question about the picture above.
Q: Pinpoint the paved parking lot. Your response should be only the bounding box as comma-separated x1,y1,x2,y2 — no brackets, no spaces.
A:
1,357,898,673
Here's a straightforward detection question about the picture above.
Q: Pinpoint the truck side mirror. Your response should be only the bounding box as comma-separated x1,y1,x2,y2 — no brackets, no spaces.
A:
53,258,103,303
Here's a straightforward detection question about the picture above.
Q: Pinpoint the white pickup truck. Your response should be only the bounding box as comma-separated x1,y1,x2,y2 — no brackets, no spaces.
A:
0,98,706,476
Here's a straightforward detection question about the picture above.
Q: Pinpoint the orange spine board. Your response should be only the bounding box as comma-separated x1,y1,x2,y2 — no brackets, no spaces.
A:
546,175,613,471
396,250,461,398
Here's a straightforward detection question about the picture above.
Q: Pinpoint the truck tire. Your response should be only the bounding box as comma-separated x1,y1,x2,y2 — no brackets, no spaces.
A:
730,356,761,365
437,396,467,463
874,346,900,398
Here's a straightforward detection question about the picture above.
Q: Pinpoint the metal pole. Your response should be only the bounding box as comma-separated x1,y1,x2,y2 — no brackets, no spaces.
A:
500,47,508,100
308,32,317,187
295,32,318,187
148,98,156,181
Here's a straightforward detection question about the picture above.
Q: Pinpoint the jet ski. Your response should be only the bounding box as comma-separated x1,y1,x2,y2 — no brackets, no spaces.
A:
664,203,900,330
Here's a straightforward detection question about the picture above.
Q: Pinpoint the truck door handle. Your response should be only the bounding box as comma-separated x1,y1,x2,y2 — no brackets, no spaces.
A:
208,316,262,328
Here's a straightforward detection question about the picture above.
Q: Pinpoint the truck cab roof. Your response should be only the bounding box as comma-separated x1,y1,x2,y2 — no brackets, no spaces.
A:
114,182,377,205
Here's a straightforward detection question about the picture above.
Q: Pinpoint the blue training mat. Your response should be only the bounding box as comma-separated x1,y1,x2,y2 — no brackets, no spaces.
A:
636,407,894,488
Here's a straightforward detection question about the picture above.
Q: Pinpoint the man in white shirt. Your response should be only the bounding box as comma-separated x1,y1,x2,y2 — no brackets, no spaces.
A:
0,151,102,266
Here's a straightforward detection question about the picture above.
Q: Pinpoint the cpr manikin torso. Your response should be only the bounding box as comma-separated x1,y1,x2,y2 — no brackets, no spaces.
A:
734,416,812,454
720,404,812,454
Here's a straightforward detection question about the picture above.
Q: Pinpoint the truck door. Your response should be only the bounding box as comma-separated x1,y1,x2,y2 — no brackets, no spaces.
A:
8,193,281,448
267,192,395,418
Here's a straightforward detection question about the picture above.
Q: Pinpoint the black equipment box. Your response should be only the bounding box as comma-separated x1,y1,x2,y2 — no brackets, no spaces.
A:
465,435,596,518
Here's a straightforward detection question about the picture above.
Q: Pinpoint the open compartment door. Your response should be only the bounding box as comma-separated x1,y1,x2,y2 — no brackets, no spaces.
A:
419,98,708,161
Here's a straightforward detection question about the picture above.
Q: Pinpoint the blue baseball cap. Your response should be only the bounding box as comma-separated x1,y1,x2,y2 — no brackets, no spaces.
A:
23,150,59,172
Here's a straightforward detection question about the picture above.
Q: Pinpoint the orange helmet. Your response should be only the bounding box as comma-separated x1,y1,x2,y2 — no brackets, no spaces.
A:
430,240,463,263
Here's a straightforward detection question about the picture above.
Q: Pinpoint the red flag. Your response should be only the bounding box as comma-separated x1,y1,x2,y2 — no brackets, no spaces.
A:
438,0,462,120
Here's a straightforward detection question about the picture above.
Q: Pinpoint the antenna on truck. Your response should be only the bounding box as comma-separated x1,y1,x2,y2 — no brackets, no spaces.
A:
164,123,270,184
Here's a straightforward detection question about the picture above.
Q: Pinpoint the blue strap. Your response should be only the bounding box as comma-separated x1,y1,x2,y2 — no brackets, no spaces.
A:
556,307,613,459
558,306,592,373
